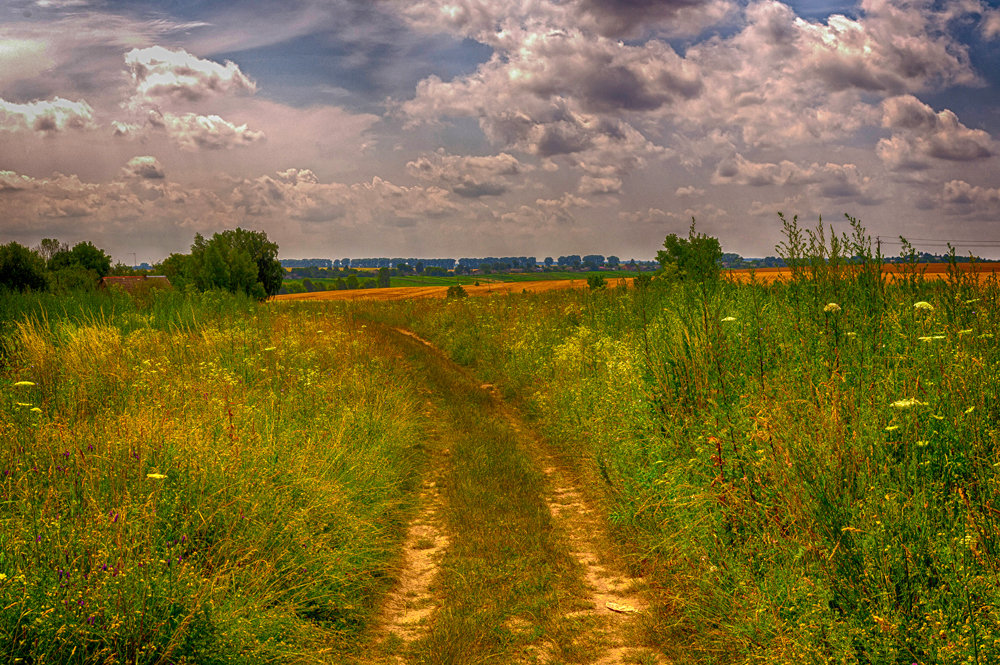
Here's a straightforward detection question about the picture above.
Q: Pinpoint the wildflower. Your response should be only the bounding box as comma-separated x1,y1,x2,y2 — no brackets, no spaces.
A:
959,329,972,335
891,398,925,409
823,302,842,314
914,301,934,311
721,316,736,322
30,407,41,413
965,406,975,415
15,402,31,407
846,332,857,338
917,335,946,342
885,425,900,431
13,381,35,387
263,346,277,352
146,473,167,480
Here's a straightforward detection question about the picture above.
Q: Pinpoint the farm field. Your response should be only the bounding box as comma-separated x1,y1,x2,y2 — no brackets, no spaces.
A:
3,257,1000,663
275,263,1000,303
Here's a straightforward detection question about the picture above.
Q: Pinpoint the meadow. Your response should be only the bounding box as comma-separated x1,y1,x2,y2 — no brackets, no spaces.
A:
350,257,1000,664
3,247,1000,663
1,290,429,663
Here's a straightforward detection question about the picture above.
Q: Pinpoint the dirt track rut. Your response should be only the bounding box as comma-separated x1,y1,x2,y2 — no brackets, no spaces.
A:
363,324,666,664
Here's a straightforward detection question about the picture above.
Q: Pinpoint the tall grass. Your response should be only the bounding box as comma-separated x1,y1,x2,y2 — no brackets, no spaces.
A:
1,291,427,663
356,253,1000,663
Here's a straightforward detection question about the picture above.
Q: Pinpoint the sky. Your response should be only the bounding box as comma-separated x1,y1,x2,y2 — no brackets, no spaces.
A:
1,0,999,264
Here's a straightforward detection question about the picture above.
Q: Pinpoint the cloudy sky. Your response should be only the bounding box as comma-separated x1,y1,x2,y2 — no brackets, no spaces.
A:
1,0,999,263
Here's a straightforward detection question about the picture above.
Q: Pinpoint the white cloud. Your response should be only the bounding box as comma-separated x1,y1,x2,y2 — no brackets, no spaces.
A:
150,112,265,151
712,154,883,203
676,185,705,197
125,46,257,107
878,95,994,168
936,179,1000,216
0,96,95,133
123,156,165,179
406,149,529,197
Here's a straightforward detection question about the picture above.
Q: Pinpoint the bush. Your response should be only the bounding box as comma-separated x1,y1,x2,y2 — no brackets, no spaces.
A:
0,242,48,292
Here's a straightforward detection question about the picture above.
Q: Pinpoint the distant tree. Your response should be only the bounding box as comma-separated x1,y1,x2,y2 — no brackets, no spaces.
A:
49,241,112,277
36,238,67,263
156,253,194,288
361,278,377,289
446,284,468,298
0,242,48,292
656,219,722,283
478,262,492,274
346,275,360,289
377,267,391,288
583,254,605,270
606,255,620,268
544,257,553,268
335,278,347,290
415,261,425,274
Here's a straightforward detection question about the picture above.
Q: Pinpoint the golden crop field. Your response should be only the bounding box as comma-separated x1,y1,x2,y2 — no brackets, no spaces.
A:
274,263,1000,302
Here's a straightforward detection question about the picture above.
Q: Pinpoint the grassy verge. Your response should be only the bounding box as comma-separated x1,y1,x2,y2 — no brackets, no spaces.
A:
1,291,427,663
353,270,1000,663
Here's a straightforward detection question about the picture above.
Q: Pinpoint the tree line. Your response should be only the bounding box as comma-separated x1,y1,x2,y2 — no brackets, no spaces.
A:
0,228,283,300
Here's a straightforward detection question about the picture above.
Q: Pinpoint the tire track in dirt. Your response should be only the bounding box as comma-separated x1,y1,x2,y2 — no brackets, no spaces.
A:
372,434,449,663
393,328,668,664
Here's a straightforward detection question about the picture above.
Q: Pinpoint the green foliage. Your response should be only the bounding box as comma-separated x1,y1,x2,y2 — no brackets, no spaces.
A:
188,228,283,300
586,274,606,290
656,218,722,283
446,284,468,298
48,241,112,277
0,242,48,292
377,267,391,288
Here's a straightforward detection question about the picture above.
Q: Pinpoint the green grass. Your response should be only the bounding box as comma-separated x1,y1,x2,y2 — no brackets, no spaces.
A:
0,291,429,663
352,268,1000,664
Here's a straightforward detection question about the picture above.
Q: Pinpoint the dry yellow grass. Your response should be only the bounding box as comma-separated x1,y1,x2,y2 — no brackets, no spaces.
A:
271,278,617,302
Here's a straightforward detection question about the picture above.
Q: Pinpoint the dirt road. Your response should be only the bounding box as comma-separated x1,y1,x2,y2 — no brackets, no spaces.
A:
356,322,666,664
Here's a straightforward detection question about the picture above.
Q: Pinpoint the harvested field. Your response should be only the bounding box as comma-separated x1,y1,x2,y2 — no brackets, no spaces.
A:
273,263,1000,302
271,277,613,302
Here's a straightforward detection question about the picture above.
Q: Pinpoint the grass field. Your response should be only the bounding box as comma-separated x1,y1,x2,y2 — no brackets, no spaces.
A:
4,253,1000,663
350,262,1000,663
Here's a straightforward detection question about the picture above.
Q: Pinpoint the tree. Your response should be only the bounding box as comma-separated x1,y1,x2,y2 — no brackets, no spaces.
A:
49,241,112,277
656,219,722,283
0,242,48,292
377,267,391,288
36,238,67,263
606,255,620,268
189,228,283,299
